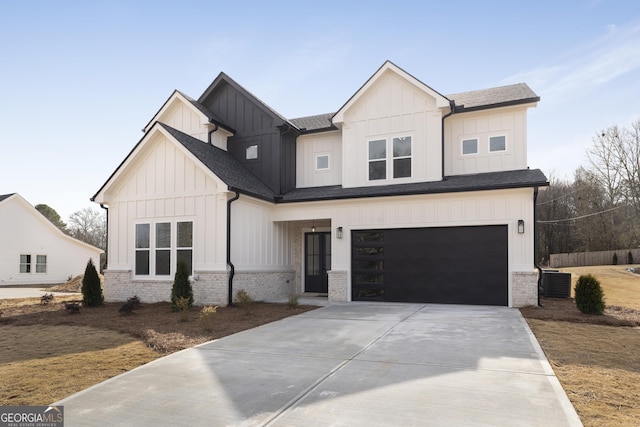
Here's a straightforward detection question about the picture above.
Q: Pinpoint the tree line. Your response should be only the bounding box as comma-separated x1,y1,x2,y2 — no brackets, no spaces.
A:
36,204,106,250
537,120,640,263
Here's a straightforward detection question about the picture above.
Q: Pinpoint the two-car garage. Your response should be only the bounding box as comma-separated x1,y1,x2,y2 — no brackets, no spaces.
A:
351,225,508,306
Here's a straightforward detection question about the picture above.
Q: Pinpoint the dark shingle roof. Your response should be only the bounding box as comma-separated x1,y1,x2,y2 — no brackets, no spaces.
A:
159,124,276,201
0,193,15,203
277,169,548,203
290,113,336,132
448,83,539,112
176,91,236,134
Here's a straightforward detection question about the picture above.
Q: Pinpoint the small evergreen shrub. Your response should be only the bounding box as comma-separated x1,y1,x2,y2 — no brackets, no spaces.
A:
119,295,141,315
82,259,103,306
287,293,300,309
612,253,618,265
235,289,254,314
198,305,218,331
175,297,191,322
574,274,605,315
628,251,634,265
171,260,193,311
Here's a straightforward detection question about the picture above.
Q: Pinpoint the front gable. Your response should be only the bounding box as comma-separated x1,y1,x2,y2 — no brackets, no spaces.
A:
198,73,298,194
335,61,452,188
93,124,228,206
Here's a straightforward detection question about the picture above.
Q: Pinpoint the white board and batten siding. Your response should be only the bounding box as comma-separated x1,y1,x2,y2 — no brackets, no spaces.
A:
0,195,102,285
445,106,529,176
296,131,342,188
274,187,536,274
339,69,444,188
105,131,229,275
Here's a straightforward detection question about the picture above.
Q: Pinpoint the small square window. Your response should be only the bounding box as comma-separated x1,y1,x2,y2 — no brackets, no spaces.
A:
316,155,329,170
489,136,506,152
462,138,478,155
246,144,258,160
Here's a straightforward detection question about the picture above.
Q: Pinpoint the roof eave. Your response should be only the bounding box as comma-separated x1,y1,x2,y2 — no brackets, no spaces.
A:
454,97,540,113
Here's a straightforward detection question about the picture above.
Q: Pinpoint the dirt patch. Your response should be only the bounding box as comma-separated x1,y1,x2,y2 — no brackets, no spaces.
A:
520,297,640,326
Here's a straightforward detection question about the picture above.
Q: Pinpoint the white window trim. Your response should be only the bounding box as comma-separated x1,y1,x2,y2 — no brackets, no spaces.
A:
488,135,507,153
367,135,413,182
461,137,479,156
246,144,258,160
133,219,195,280
315,153,330,171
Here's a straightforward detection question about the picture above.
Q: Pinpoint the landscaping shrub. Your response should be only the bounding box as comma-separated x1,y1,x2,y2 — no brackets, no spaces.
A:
119,295,141,315
287,293,300,309
613,253,618,265
574,274,605,315
198,305,218,331
82,259,103,306
235,289,254,314
171,260,193,311
628,251,634,265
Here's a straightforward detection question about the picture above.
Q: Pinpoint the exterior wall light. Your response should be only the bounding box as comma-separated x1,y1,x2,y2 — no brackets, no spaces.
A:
336,226,343,239
518,219,525,234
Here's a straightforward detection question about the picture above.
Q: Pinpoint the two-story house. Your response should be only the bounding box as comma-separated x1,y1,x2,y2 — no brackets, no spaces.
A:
92,61,547,307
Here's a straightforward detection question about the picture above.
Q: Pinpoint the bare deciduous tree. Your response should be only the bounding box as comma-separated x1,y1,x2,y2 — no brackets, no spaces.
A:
68,207,106,250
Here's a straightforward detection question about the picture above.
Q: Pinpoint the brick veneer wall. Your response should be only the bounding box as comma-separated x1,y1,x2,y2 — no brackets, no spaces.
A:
511,271,539,307
328,270,348,302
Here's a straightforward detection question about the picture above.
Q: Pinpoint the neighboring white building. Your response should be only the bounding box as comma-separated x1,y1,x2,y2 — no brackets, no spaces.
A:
0,193,103,285
92,61,548,307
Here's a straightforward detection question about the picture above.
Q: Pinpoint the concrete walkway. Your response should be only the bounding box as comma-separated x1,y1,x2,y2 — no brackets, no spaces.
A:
56,303,582,426
0,286,78,299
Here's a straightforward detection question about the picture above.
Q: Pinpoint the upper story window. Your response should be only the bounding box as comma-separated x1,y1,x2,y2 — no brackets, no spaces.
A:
368,139,387,180
489,135,506,152
368,136,412,181
392,137,412,178
462,138,478,155
246,144,258,160
316,154,330,170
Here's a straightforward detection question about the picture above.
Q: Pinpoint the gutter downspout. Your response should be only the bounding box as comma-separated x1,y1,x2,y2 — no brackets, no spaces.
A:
227,191,240,306
441,100,455,180
99,204,108,272
533,186,543,307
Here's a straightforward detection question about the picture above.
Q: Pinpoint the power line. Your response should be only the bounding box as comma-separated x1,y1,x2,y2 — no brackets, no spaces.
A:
537,205,625,224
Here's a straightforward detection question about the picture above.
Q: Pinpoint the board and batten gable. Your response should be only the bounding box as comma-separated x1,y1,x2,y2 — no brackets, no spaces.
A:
100,128,229,275
445,105,532,176
296,130,342,188
199,78,296,194
0,194,102,285
336,68,447,188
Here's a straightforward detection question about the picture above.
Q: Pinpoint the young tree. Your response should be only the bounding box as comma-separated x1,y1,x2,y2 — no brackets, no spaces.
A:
35,204,67,232
82,258,103,306
171,260,193,311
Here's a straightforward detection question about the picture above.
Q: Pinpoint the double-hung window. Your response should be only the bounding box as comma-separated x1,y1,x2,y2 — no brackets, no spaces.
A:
36,255,47,273
368,136,412,181
20,254,31,273
134,221,194,278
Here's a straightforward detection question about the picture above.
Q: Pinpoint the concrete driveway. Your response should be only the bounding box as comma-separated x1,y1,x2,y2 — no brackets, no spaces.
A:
56,303,582,426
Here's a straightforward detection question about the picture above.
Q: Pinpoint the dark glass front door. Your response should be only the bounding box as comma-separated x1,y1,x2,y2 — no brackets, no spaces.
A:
304,232,331,293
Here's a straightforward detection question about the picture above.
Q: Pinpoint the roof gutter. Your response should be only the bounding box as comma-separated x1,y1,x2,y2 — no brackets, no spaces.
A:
227,191,240,306
441,100,455,180
207,122,219,145
533,186,543,307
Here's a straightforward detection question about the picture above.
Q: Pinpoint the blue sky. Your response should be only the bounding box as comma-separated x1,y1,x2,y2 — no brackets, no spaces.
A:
1,0,640,220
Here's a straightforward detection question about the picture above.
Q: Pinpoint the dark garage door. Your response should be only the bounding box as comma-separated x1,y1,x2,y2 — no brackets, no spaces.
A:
352,225,508,305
